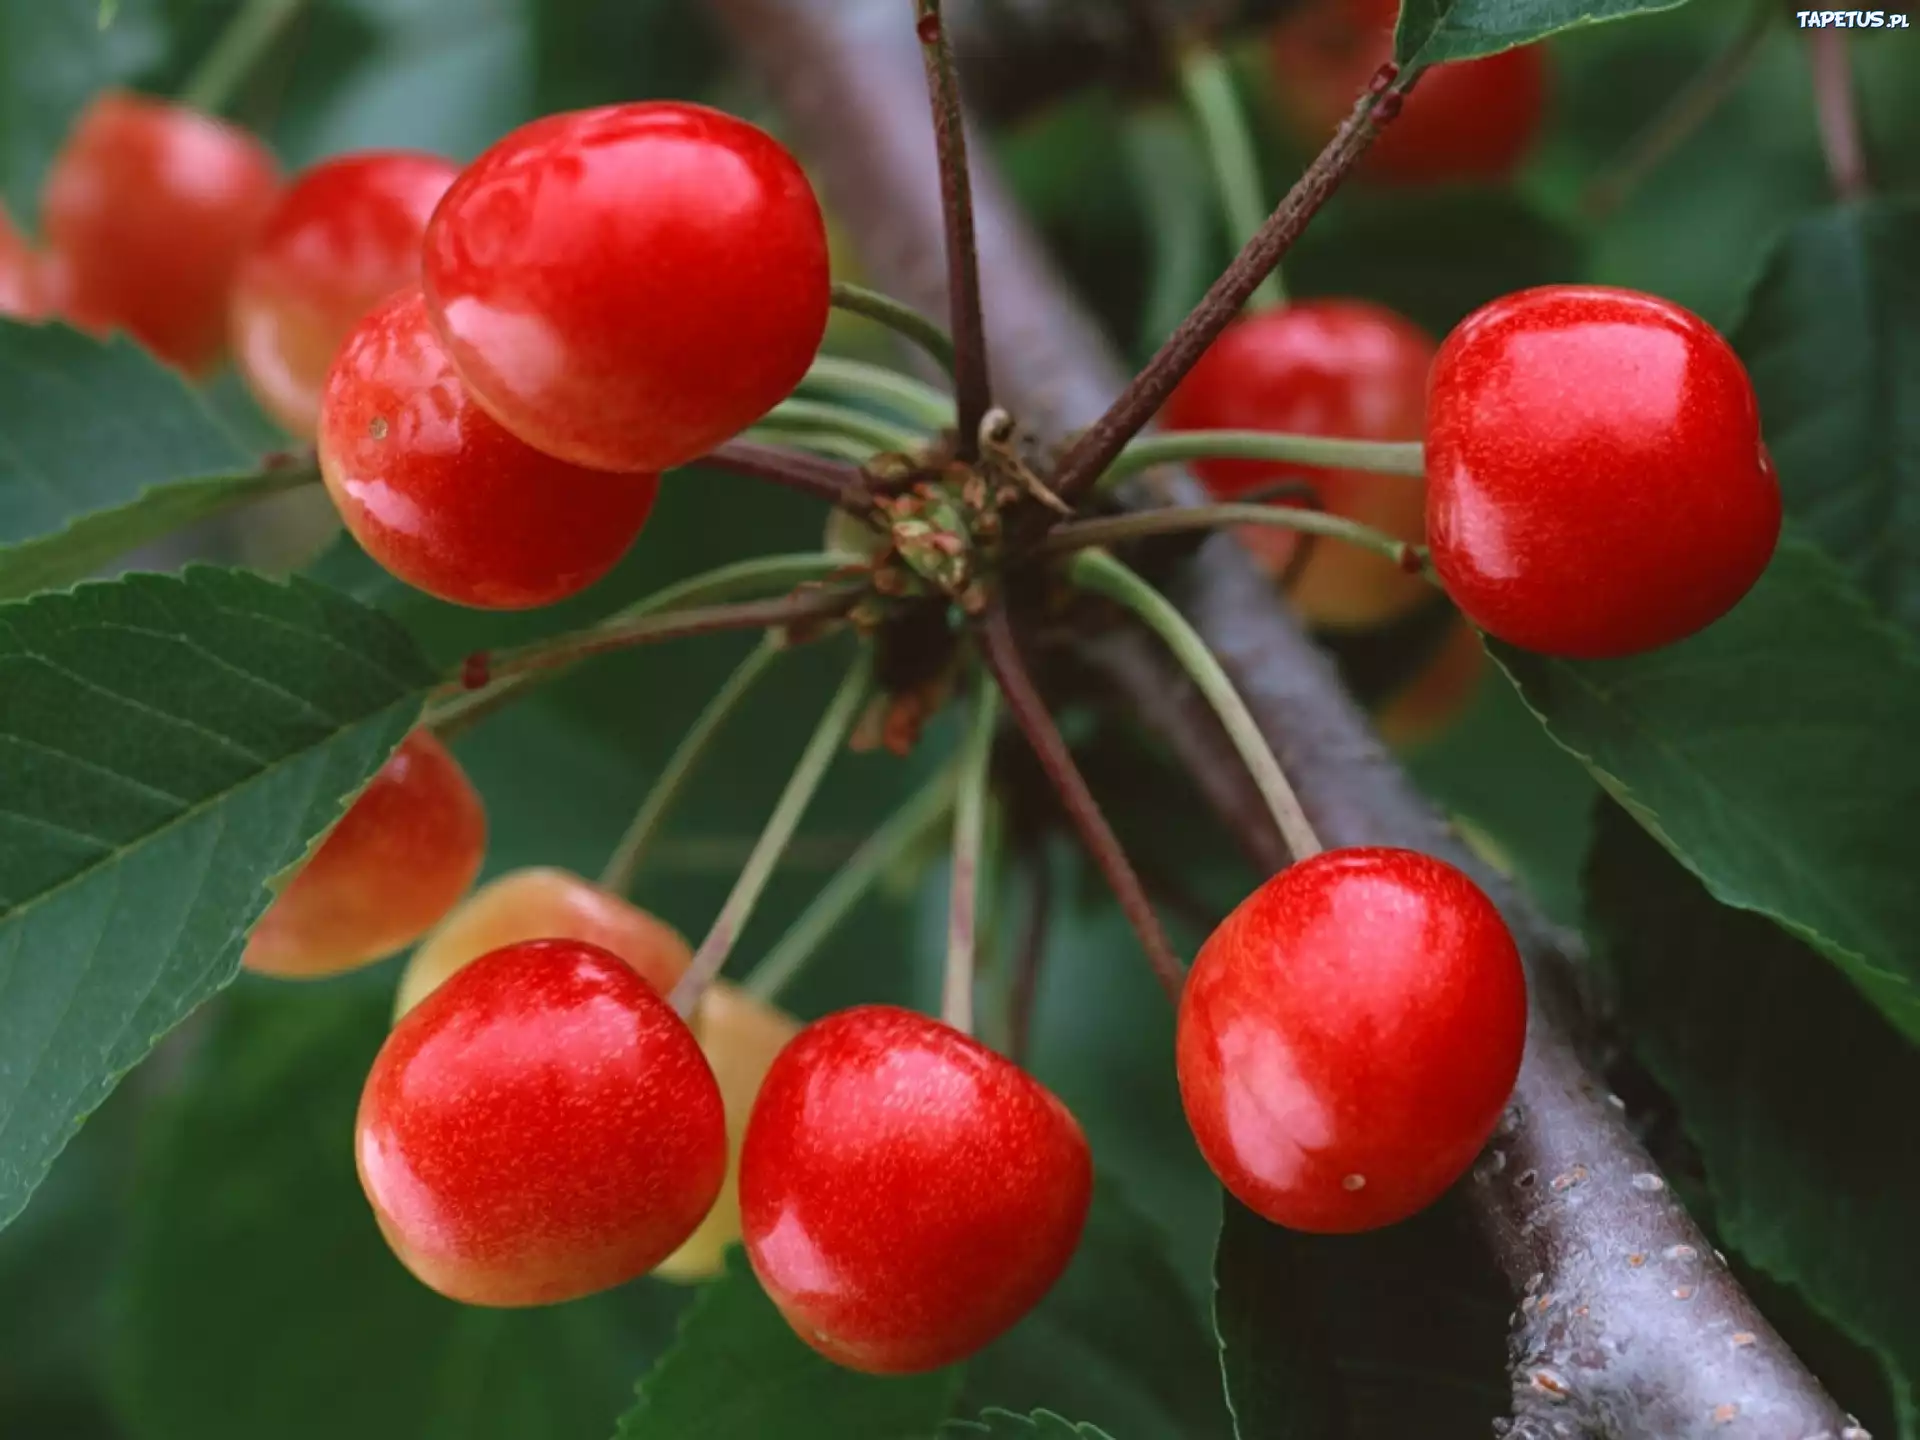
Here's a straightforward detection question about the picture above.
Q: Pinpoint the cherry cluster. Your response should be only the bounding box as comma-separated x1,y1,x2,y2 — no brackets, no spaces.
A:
0,17,1788,1376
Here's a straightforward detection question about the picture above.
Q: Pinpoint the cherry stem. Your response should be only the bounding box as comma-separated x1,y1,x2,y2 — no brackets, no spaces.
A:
1042,501,1427,577
598,635,784,899
1178,40,1284,312
742,767,958,1002
1066,548,1324,863
976,600,1185,1002
1050,72,1397,506
180,0,306,113
1004,837,1052,1067
800,355,956,433
696,439,871,509
1806,28,1869,201
1101,430,1424,489
1124,105,1218,356
766,397,927,456
1581,0,1777,219
670,653,874,1017
914,0,992,463
830,281,957,377
745,426,882,466
943,678,1000,1035
423,553,855,737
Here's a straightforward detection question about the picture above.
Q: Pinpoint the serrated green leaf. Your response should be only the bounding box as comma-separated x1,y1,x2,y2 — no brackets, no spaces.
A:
1394,0,1690,68
615,1250,961,1440
0,324,305,598
116,983,688,1440
1214,1194,1509,1438
1585,809,1919,1432
1733,200,1920,635
964,1177,1230,1440
1490,539,1920,1041
0,0,164,226
0,566,435,1232
945,1411,1115,1439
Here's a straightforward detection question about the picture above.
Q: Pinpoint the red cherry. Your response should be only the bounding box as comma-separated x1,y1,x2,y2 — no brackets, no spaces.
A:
0,206,46,319
231,150,458,437
41,92,279,373
1177,847,1526,1233
1162,300,1434,629
1425,285,1781,658
317,287,661,609
739,1005,1092,1374
243,730,485,979
357,939,727,1306
422,101,830,473
1269,0,1546,186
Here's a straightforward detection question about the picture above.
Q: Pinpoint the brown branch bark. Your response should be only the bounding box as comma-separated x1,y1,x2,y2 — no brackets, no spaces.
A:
707,1,1853,1434
700,438,870,509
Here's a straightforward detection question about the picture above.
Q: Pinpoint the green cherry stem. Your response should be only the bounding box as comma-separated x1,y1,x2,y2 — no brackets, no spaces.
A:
1066,548,1324,863
1102,430,1425,488
1124,104,1219,355
671,652,875,1017
1042,502,1427,577
943,678,1000,1036
180,0,307,113
830,280,958,376
1178,40,1284,311
765,397,927,456
742,766,959,1003
744,426,884,466
800,355,957,432
598,635,785,899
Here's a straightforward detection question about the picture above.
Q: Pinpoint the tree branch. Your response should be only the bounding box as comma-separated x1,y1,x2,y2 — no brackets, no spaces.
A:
707,1,1850,1433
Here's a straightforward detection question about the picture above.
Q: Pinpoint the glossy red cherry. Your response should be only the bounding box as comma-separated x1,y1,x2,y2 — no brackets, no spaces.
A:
357,939,727,1306
422,101,830,472
231,150,458,437
1162,300,1434,629
1425,285,1781,658
1269,0,1546,186
41,92,279,373
740,1005,1092,1374
0,206,45,319
243,731,485,979
318,287,661,608
1177,847,1526,1233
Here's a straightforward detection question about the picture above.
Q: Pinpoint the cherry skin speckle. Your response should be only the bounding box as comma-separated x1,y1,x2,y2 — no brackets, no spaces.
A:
1177,847,1527,1233
1424,285,1781,658
422,101,830,473
356,938,727,1307
1270,0,1546,186
231,150,459,437
317,287,660,609
243,730,485,979
40,92,279,373
739,1005,1092,1374
1162,299,1435,629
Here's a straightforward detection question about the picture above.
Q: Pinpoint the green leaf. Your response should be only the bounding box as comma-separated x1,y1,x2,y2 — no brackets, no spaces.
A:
0,566,434,1232
1394,0,1691,68
945,1412,1116,1439
116,983,689,1440
1214,1194,1510,1437
964,1177,1231,1440
1733,200,1920,635
0,324,302,598
1490,539,1920,1041
1584,808,1919,1430
615,1250,962,1440
0,0,164,225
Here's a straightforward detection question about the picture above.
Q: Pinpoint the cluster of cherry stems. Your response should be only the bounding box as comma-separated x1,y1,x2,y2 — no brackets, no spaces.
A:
0,0,1784,1376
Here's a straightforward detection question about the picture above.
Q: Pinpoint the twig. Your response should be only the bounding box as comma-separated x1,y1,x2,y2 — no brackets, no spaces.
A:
698,438,872,508
1042,501,1426,576
1005,836,1052,1067
831,280,958,375
977,601,1184,1002
914,0,992,460
1067,548,1322,863
944,679,1000,1033
669,652,873,1017
599,636,783,897
1049,71,1398,505
1103,431,1424,488
1806,27,1870,200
